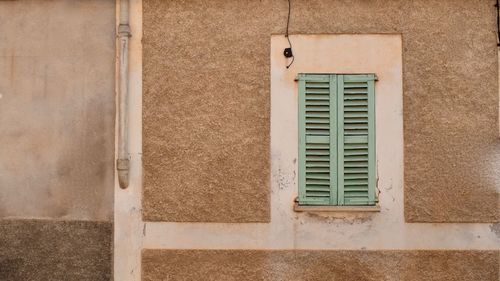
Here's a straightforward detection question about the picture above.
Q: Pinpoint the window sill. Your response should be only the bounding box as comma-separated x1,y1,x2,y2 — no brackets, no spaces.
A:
293,203,381,213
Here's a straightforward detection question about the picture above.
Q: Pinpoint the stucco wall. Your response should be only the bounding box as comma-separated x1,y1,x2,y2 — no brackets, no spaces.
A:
0,220,112,281
0,0,115,221
143,0,499,223
142,250,500,281
143,0,272,222
140,35,500,252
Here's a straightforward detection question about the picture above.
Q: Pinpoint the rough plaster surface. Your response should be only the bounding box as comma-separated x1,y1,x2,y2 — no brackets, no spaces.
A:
142,250,500,281
143,0,272,222
143,0,499,222
0,0,115,220
141,35,500,251
0,220,112,281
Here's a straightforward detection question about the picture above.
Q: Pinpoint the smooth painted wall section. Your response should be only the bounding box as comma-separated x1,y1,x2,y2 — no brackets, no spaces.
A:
143,0,499,223
0,0,115,221
0,1,114,279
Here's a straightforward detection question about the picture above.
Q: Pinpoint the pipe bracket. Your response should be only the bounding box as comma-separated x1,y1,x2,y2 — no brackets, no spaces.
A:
117,158,130,171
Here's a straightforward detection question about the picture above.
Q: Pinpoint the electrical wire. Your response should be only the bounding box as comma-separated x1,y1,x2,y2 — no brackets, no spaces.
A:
496,0,500,46
285,0,294,68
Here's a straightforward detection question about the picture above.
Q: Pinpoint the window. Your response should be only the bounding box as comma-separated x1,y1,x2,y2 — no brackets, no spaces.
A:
298,74,377,206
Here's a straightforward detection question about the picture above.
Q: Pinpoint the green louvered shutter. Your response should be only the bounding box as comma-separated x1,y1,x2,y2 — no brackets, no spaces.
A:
298,74,376,206
298,74,338,205
337,74,376,205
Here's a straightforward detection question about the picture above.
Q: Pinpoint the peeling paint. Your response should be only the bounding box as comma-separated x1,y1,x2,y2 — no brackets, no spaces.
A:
490,223,500,239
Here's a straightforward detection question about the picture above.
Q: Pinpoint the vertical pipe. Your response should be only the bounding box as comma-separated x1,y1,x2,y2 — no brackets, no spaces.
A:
117,0,131,189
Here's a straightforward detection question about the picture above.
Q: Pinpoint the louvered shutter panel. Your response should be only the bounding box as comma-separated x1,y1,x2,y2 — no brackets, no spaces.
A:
298,74,337,205
337,74,376,205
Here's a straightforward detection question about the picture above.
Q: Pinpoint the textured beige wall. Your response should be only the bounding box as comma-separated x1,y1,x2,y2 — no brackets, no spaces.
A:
143,0,499,223
142,250,500,281
0,0,115,221
0,220,112,281
143,0,272,222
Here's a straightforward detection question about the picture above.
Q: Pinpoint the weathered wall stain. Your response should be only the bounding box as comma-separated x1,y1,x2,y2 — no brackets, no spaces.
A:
0,0,115,221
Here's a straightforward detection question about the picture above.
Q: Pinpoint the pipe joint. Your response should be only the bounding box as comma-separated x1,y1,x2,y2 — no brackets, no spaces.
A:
117,158,130,189
118,24,131,38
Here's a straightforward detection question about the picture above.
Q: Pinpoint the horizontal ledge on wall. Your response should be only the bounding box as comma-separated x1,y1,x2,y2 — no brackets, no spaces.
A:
293,203,381,213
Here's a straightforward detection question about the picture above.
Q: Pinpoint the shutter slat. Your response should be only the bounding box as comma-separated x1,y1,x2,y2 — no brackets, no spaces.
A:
344,101,368,106
345,131,369,135
306,162,330,167
345,174,368,180
345,167,368,173
306,155,330,161
306,129,330,135
305,192,331,197
345,113,368,118
345,124,368,129
344,95,367,100
306,136,329,143
344,191,369,196
344,107,368,112
306,144,329,149
307,151,329,156
306,95,330,100
306,167,330,173
306,174,330,180
306,100,330,106
306,124,330,129
344,89,368,94
344,118,368,124
344,162,369,167
306,179,330,185
344,156,368,161
306,105,330,111
344,150,368,156
343,83,366,88
344,179,369,185
306,89,330,94
305,84,329,88
306,118,330,124
306,112,329,118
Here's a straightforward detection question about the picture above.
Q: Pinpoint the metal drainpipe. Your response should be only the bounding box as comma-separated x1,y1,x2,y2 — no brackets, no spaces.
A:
117,0,131,189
